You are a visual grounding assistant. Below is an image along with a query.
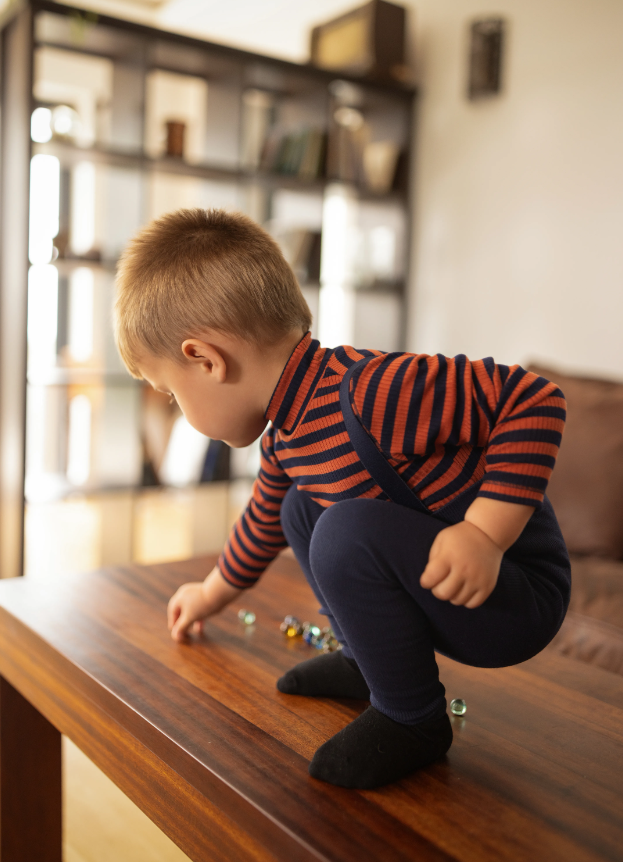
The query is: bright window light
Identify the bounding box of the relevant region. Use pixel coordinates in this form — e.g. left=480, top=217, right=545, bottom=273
left=70, top=161, right=96, bottom=256
left=67, top=394, right=92, bottom=486
left=31, top=107, right=53, bottom=143
left=369, top=226, right=396, bottom=280
left=27, top=264, right=58, bottom=369
left=25, top=385, right=47, bottom=491
left=319, top=184, right=358, bottom=347
left=68, top=267, right=94, bottom=362
left=320, top=184, right=358, bottom=285
left=52, top=105, right=79, bottom=137
left=318, top=283, right=355, bottom=348
left=160, top=416, right=209, bottom=487
left=29, top=154, right=60, bottom=265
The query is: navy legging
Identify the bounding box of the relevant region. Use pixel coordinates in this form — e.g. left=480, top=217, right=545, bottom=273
left=281, top=485, right=571, bottom=724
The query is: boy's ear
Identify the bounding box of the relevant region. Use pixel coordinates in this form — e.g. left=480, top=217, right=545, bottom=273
left=181, top=339, right=227, bottom=383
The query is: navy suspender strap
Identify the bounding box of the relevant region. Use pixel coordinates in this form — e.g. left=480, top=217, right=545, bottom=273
left=339, top=357, right=431, bottom=514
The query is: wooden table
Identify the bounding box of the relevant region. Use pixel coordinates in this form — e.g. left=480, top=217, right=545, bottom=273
left=0, top=553, right=621, bottom=862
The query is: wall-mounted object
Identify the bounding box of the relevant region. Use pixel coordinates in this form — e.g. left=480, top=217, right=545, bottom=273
left=468, top=18, right=505, bottom=99
left=310, top=0, right=408, bottom=83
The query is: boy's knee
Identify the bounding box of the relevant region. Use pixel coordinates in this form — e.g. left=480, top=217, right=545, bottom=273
left=309, top=499, right=381, bottom=586
left=309, top=499, right=442, bottom=593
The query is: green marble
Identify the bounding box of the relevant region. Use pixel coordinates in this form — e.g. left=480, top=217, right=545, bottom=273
left=450, top=698, right=467, bottom=716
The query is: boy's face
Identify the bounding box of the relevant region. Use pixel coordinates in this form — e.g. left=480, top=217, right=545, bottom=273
left=137, top=350, right=267, bottom=448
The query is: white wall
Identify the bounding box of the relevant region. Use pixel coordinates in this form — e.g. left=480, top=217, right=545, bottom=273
left=407, top=0, right=623, bottom=378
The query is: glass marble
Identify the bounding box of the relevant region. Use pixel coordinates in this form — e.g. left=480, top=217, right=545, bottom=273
left=450, top=698, right=467, bottom=716
left=238, top=609, right=256, bottom=626
left=282, top=616, right=330, bottom=644
left=282, top=616, right=300, bottom=636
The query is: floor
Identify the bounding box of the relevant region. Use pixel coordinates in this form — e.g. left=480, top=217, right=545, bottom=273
left=64, top=739, right=191, bottom=862
left=25, top=480, right=252, bottom=862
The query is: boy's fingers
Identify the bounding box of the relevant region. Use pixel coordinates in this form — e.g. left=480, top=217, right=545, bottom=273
left=431, top=571, right=465, bottom=602
left=171, top=611, right=193, bottom=641
left=167, top=600, right=180, bottom=631
left=449, top=583, right=478, bottom=606
left=166, top=602, right=175, bottom=630
left=420, top=558, right=451, bottom=588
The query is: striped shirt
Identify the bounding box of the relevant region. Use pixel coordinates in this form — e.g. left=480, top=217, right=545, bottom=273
left=218, top=333, right=566, bottom=588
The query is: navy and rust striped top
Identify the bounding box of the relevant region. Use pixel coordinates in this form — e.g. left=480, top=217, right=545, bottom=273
left=218, top=333, right=566, bottom=588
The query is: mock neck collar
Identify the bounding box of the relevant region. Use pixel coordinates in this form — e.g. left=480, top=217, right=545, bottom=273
left=266, top=332, right=326, bottom=433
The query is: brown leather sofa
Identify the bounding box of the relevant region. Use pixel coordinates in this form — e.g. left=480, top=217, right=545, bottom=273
left=529, top=364, right=623, bottom=675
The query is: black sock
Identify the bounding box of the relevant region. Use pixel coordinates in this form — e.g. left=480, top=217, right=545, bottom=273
left=308, top=705, right=452, bottom=789
left=276, top=651, right=371, bottom=699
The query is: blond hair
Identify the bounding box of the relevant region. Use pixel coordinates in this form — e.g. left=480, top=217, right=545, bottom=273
left=114, top=208, right=312, bottom=376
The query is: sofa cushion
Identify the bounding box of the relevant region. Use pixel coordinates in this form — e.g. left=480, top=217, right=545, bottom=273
left=528, top=364, right=623, bottom=559
left=548, top=555, right=623, bottom=675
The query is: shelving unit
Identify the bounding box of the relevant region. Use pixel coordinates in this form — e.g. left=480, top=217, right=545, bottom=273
left=33, top=138, right=410, bottom=201
left=0, top=0, right=415, bottom=579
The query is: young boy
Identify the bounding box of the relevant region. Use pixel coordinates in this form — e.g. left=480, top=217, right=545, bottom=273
left=115, top=208, right=570, bottom=790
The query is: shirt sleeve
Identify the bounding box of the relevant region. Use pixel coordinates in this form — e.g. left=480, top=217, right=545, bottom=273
left=218, top=426, right=292, bottom=588
left=351, top=352, right=566, bottom=509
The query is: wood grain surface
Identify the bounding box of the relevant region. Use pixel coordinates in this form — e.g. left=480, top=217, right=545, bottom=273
left=0, top=552, right=621, bottom=862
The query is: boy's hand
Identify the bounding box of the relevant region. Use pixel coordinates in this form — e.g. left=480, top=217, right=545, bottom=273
left=167, top=565, right=240, bottom=642
left=420, top=497, right=535, bottom=609
left=420, top=521, right=503, bottom=608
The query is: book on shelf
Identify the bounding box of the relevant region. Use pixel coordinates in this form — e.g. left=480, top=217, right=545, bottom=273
left=362, top=140, right=401, bottom=194
left=291, top=229, right=322, bottom=283
left=327, top=125, right=401, bottom=193
left=259, top=127, right=327, bottom=180
left=298, top=129, right=326, bottom=181
left=241, top=89, right=274, bottom=170
left=275, top=228, right=322, bottom=284
left=327, top=124, right=362, bottom=184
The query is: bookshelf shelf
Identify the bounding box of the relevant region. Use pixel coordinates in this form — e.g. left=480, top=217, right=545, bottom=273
left=27, top=369, right=140, bottom=386
left=33, top=139, right=146, bottom=170
left=33, top=141, right=409, bottom=203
